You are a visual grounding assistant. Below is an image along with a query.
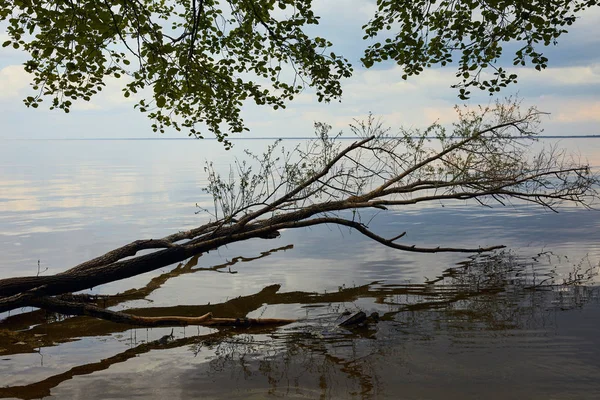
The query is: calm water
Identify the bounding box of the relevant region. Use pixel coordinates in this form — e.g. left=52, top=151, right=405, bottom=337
left=1, top=138, right=600, bottom=399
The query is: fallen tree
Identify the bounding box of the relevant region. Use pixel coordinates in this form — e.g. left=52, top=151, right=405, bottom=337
left=0, top=99, right=598, bottom=325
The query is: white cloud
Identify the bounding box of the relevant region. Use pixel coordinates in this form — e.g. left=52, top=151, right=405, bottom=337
left=0, top=64, right=31, bottom=100
left=571, top=7, right=600, bottom=43
left=553, top=101, right=600, bottom=123
left=516, top=95, right=600, bottom=135
left=0, top=63, right=137, bottom=111
left=516, top=64, right=600, bottom=86
left=240, top=59, right=600, bottom=138
left=313, top=0, right=376, bottom=22
left=0, top=33, right=27, bottom=62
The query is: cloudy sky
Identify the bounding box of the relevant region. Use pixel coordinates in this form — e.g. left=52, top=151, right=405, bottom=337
left=1, top=1, right=599, bottom=139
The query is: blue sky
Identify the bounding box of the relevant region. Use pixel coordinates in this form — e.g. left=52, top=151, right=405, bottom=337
left=1, top=2, right=599, bottom=139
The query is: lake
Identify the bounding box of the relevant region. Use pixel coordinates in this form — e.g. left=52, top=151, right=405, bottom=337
left=1, top=137, right=600, bottom=399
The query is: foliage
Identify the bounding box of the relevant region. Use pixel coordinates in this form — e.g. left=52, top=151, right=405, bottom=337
left=1, top=0, right=352, bottom=144
left=362, top=0, right=599, bottom=99
left=1, top=1, right=598, bottom=141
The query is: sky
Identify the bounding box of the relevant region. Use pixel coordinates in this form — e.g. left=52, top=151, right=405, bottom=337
left=0, top=1, right=599, bottom=139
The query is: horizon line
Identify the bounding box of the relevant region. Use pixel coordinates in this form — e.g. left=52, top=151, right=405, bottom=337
left=2, top=135, right=600, bottom=141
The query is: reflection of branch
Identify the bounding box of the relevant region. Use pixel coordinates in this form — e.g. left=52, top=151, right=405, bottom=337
left=0, top=245, right=293, bottom=331
left=29, top=296, right=295, bottom=328
left=0, top=285, right=285, bottom=356
left=192, top=244, right=294, bottom=273
left=96, top=244, right=293, bottom=307
left=0, top=326, right=277, bottom=400
left=4, top=250, right=596, bottom=357
left=3, top=251, right=598, bottom=400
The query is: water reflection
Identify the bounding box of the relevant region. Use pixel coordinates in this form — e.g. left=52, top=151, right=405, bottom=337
left=2, top=138, right=600, bottom=399
left=0, top=245, right=295, bottom=350
left=1, top=249, right=598, bottom=399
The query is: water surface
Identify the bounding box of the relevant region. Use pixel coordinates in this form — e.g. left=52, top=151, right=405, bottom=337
left=1, top=138, right=599, bottom=399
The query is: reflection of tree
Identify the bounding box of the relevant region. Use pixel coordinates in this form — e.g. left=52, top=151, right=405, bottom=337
left=181, top=251, right=600, bottom=399
left=1, top=250, right=598, bottom=399
left=0, top=245, right=294, bottom=354
left=0, top=326, right=281, bottom=400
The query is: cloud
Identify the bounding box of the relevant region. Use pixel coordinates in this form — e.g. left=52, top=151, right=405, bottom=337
left=305, top=0, right=378, bottom=63
left=519, top=96, right=600, bottom=135
left=566, top=6, right=600, bottom=45
left=516, top=64, right=600, bottom=87
left=0, top=63, right=137, bottom=111
left=0, top=33, right=28, bottom=63
left=240, top=59, right=600, bottom=138
left=3, top=57, right=597, bottom=139
left=0, top=64, right=31, bottom=100
left=554, top=101, right=600, bottom=123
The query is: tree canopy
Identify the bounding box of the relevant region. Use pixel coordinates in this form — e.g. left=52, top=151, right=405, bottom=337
left=1, top=0, right=597, bottom=142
